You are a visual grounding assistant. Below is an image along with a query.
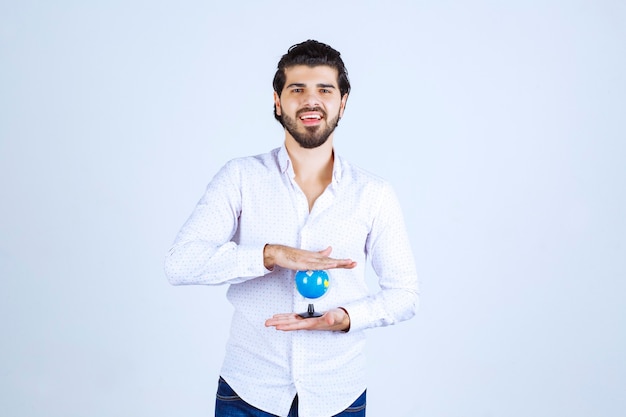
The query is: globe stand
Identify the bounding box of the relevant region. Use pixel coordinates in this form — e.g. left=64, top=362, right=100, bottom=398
left=298, top=303, right=323, bottom=319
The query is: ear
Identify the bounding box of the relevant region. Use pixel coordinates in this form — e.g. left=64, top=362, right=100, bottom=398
left=274, top=91, right=282, bottom=116
left=339, top=93, right=349, bottom=118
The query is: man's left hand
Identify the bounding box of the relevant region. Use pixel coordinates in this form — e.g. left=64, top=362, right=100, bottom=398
left=265, top=308, right=350, bottom=332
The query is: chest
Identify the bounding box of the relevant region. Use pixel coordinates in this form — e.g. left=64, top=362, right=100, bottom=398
left=236, top=175, right=373, bottom=257
left=297, top=180, right=329, bottom=212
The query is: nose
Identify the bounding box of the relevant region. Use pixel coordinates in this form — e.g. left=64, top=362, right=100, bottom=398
left=302, top=91, right=321, bottom=108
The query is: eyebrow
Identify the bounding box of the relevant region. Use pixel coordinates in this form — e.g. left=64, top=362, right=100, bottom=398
left=286, top=83, right=337, bottom=89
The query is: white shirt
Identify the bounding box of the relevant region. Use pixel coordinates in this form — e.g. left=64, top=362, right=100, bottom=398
left=165, top=146, right=418, bottom=417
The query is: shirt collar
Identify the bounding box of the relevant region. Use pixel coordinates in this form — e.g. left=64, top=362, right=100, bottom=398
left=277, top=145, right=344, bottom=184
left=277, top=145, right=291, bottom=174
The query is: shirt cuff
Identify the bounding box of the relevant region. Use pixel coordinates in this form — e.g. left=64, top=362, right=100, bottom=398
left=236, top=244, right=272, bottom=278
left=338, top=299, right=371, bottom=333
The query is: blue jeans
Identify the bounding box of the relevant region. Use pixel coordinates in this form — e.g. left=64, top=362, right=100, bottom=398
left=215, top=377, right=366, bottom=417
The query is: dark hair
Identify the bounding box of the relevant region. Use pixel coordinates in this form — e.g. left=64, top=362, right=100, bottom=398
left=273, top=40, right=351, bottom=124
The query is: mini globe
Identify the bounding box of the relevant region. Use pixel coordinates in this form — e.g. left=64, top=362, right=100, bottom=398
left=295, top=270, right=330, bottom=299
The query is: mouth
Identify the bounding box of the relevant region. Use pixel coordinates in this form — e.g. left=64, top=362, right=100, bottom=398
left=298, top=110, right=324, bottom=126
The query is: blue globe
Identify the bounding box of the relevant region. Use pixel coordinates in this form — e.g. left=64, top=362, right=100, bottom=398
left=295, top=270, right=330, bottom=299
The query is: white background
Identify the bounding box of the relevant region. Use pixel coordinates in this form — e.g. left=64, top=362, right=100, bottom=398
left=1, top=1, right=625, bottom=416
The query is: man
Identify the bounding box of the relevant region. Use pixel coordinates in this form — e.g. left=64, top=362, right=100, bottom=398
left=165, top=40, right=419, bottom=417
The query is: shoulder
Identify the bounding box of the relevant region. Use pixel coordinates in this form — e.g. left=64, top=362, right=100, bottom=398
left=336, top=155, right=402, bottom=217
left=337, top=154, right=393, bottom=192
left=217, top=148, right=281, bottom=179
left=224, top=147, right=279, bottom=168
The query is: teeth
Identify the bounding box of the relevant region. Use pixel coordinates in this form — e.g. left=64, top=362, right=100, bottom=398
left=301, top=115, right=321, bottom=120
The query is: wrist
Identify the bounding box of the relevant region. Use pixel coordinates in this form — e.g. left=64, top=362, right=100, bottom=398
left=338, top=307, right=351, bottom=332
left=263, top=244, right=276, bottom=270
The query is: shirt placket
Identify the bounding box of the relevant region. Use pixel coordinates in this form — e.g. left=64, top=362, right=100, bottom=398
left=287, top=174, right=310, bottom=315
left=285, top=175, right=307, bottom=392
left=287, top=175, right=338, bottom=397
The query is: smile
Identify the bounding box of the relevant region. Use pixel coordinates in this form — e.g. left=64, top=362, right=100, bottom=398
left=300, top=114, right=322, bottom=120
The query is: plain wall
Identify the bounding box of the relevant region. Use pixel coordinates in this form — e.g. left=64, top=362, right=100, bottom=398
left=1, top=1, right=625, bottom=416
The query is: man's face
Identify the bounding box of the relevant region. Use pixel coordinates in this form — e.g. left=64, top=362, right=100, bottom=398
left=274, top=65, right=348, bottom=149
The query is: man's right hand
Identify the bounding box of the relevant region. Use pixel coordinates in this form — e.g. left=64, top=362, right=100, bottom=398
left=263, top=245, right=357, bottom=271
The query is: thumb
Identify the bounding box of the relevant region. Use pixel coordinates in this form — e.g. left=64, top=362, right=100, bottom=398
left=318, top=246, right=332, bottom=257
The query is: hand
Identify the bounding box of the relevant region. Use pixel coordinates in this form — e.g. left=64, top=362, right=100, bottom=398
left=263, top=245, right=357, bottom=271
left=265, top=308, right=350, bottom=332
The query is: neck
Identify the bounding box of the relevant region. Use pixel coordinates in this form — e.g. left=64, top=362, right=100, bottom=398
left=284, top=135, right=334, bottom=182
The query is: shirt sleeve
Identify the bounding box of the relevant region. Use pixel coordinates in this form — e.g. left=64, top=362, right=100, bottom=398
left=164, top=160, right=271, bottom=286
left=342, top=182, right=420, bottom=332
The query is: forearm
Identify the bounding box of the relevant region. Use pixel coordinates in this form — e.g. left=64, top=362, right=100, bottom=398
left=342, top=285, right=419, bottom=333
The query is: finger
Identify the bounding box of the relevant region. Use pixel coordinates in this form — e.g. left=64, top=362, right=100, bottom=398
left=323, top=259, right=357, bottom=270
left=269, top=318, right=311, bottom=331
left=265, top=313, right=300, bottom=327
left=336, top=260, right=357, bottom=269
left=269, top=313, right=296, bottom=320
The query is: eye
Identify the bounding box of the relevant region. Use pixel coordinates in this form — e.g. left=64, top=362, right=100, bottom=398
left=292, top=88, right=303, bottom=93
left=320, top=89, right=332, bottom=94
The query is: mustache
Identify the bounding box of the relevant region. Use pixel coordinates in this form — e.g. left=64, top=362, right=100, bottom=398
left=296, top=107, right=327, bottom=118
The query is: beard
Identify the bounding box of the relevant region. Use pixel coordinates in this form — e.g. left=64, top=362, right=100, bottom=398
left=281, top=107, right=341, bottom=149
